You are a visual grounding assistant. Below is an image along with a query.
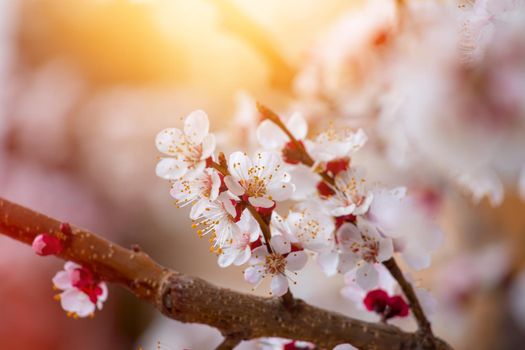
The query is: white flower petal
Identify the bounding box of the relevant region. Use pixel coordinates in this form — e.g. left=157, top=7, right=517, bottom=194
left=287, top=111, right=308, bottom=140
left=209, top=170, right=221, bottom=200
left=267, top=182, right=295, bottom=202
left=286, top=251, right=308, bottom=271
left=256, top=120, right=288, bottom=149
left=238, top=209, right=261, bottom=240
left=331, top=204, right=356, bottom=217
left=317, top=252, right=340, bottom=277
left=250, top=246, right=269, bottom=264
left=377, top=237, right=394, bottom=262
left=64, top=261, right=81, bottom=272
left=244, top=266, right=264, bottom=285
left=61, top=289, right=95, bottom=318
left=156, top=157, right=186, bottom=180
left=354, top=194, right=374, bottom=215
left=248, top=196, right=274, bottom=208
left=350, top=128, right=368, bottom=151
left=184, top=110, right=209, bottom=144
left=189, top=198, right=211, bottom=220
left=98, top=282, right=108, bottom=304
left=270, top=235, right=291, bottom=255
left=228, top=151, right=251, bottom=181
left=218, top=251, right=237, bottom=268
left=254, top=152, right=282, bottom=178
left=224, top=175, right=245, bottom=196
left=288, top=165, right=319, bottom=200
left=234, top=247, right=252, bottom=266
left=338, top=253, right=359, bottom=274
left=219, top=192, right=237, bottom=218
left=270, top=274, right=289, bottom=296
left=336, top=223, right=361, bottom=248
left=155, top=128, right=183, bottom=155
left=52, top=271, right=73, bottom=290
left=355, top=263, right=379, bottom=290
left=201, top=133, right=216, bottom=159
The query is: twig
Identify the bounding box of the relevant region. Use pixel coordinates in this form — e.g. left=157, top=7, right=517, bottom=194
left=0, top=197, right=452, bottom=349
left=256, top=103, right=335, bottom=187
left=256, top=103, right=440, bottom=347
left=208, top=157, right=274, bottom=254
left=383, top=258, right=435, bottom=345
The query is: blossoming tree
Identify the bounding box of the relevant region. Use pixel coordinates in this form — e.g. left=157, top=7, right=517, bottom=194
left=1, top=0, right=524, bottom=349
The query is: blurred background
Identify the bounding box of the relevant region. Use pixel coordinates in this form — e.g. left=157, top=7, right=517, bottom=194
left=1, top=0, right=524, bottom=349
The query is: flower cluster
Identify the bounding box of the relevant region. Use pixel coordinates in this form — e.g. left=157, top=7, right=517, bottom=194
left=155, top=106, right=442, bottom=314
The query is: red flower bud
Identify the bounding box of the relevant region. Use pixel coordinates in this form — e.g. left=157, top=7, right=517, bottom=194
left=385, top=295, right=409, bottom=318
left=32, top=234, right=64, bottom=256
left=364, top=289, right=410, bottom=320
left=364, top=289, right=389, bottom=313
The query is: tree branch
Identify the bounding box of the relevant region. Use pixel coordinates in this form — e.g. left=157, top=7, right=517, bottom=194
left=383, top=258, right=434, bottom=341
left=0, top=197, right=451, bottom=349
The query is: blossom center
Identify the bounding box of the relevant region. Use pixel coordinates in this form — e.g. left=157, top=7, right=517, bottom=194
left=71, top=267, right=103, bottom=304
left=265, top=253, right=287, bottom=275
left=351, top=234, right=380, bottom=263
left=241, top=175, right=268, bottom=198
left=177, top=137, right=203, bottom=167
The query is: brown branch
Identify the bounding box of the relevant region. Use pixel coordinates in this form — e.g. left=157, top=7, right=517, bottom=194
left=383, top=258, right=434, bottom=341
left=0, top=197, right=452, bottom=349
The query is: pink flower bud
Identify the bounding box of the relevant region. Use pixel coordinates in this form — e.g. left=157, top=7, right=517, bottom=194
left=32, top=234, right=63, bottom=256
